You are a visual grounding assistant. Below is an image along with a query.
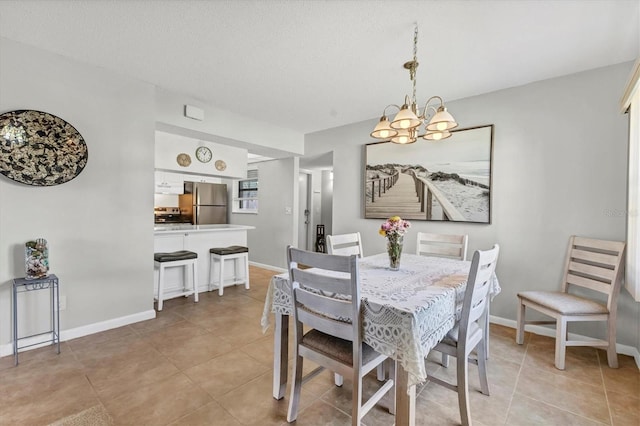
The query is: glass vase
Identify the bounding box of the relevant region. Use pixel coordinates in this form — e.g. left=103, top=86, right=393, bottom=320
left=387, top=235, right=403, bottom=271
left=25, top=238, right=49, bottom=280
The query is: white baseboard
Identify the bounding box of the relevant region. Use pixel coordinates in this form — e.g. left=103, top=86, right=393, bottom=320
left=490, top=315, right=640, bottom=369
left=249, top=261, right=286, bottom=273
left=0, top=309, right=157, bottom=358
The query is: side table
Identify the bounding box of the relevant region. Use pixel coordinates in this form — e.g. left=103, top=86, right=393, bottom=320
left=12, top=274, right=60, bottom=365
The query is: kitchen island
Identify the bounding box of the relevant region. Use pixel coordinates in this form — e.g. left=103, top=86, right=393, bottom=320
left=154, top=224, right=255, bottom=300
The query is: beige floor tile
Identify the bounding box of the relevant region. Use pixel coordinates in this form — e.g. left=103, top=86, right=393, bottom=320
left=128, top=309, right=185, bottom=334
left=158, top=331, right=236, bottom=370
left=215, top=371, right=317, bottom=426
left=240, top=334, right=276, bottom=367
left=84, top=344, right=180, bottom=401
left=607, top=389, right=640, bottom=425
left=102, top=372, right=212, bottom=425
left=506, top=393, right=605, bottom=425
left=49, top=404, right=114, bottom=426
left=66, top=325, right=136, bottom=352
left=168, top=401, right=242, bottom=426
left=0, top=357, right=99, bottom=425
left=521, top=344, right=604, bottom=387
left=293, top=398, right=353, bottom=425
left=515, top=363, right=610, bottom=423
left=183, top=349, right=270, bottom=398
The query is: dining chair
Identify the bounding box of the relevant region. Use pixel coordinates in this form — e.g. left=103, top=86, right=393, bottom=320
left=324, top=231, right=385, bottom=384
left=416, top=232, right=475, bottom=366
left=286, top=246, right=395, bottom=425
left=427, top=244, right=499, bottom=426
left=416, top=232, right=468, bottom=261
left=516, top=236, right=626, bottom=370
left=326, top=232, right=364, bottom=257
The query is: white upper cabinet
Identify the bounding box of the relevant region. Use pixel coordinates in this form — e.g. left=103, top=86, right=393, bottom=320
left=155, top=131, right=248, bottom=179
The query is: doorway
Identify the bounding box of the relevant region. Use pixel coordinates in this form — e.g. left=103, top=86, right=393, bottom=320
left=298, top=171, right=311, bottom=250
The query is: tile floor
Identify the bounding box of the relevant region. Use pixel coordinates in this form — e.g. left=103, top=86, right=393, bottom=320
left=0, top=265, right=638, bottom=425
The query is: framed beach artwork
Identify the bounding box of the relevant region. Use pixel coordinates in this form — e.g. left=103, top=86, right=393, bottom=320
left=364, top=125, right=494, bottom=223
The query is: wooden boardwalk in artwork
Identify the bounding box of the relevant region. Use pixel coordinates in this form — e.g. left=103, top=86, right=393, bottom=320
left=365, top=173, right=428, bottom=220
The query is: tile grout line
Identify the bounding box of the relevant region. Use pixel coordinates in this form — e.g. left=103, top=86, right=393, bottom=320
left=503, top=331, right=530, bottom=424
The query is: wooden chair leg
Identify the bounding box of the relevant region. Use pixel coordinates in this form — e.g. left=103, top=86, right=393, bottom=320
left=457, top=350, right=471, bottom=426
left=476, top=340, right=490, bottom=396
left=555, top=318, right=567, bottom=370
left=287, top=354, right=304, bottom=422
left=442, top=353, right=450, bottom=368
left=157, top=264, right=165, bottom=311
left=516, top=299, right=526, bottom=345
left=244, top=254, right=250, bottom=289
left=387, top=358, right=396, bottom=415
left=192, top=261, right=199, bottom=303
left=606, top=318, right=619, bottom=368
left=218, top=257, right=225, bottom=296
left=334, top=373, right=344, bottom=387
left=376, top=363, right=385, bottom=381
left=352, top=374, right=363, bottom=426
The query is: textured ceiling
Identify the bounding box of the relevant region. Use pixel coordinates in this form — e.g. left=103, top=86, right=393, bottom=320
left=0, top=0, right=638, bottom=136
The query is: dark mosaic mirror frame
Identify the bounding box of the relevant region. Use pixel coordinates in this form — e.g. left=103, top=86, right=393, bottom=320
left=0, top=110, right=88, bottom=186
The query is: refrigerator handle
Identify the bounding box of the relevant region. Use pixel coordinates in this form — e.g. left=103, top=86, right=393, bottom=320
left=195, top=205, right=199, bottom=225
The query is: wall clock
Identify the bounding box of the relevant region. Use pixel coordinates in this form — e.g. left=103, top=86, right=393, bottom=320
left=195, top=146, right=212, bottom=163
left=215, top=159, right=227, bottom=171
left=0, top=109, right=88, bottom=186
left=176, top=153, right=191, bottom=167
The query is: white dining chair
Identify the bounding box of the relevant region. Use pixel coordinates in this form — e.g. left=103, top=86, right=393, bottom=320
left=286, top=246, right=395, bottom=425
left=427, top=244, right=499, bottom=426
left=516, top=236, right=626, bottom=370
left=416, top=232, right=468, bottom=260
left=326, top=232, right=364, bottom=257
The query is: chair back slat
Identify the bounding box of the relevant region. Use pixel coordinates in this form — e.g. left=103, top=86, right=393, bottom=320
left=291, top=268, right=352, bottom=296
left=417, top=244, right=463, bottom=259
left=295, top=287, right=354, bottom=322
left=565, top=274, right=612, bottom=294
left=416, top=232, right=468, bottom=261
left=568, top=261, right=616, bottom=282
left=297, top=306, right=353, bottom=341
left=573, top=236, right=625, bottom=253
left=571, top=249, right=619, bottom=266
left=561, top=236, right=626, bottom=305
left=459, top=245, right=500, bottom=342
left=287, top=245, right=361, bottom=346
left=326, top=232, right=363, bottom=258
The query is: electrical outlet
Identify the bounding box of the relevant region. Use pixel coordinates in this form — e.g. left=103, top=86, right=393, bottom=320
left=284, top=207, right=292, bottom=214
left=58, top=296, right=67, bottom=311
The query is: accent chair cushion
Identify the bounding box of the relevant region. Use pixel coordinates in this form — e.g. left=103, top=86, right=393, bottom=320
left=517, top=291, right=608, bottom=315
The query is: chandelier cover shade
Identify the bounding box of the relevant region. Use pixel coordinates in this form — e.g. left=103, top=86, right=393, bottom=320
left=370, top=25, right=458, bottom=144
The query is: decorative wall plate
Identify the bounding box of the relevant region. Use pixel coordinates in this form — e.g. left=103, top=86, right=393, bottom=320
left=0, top=110, right=88, bottom=186
left=176, top=152, right=191, bottom=167
left=215, top=159, right=227, bottom=171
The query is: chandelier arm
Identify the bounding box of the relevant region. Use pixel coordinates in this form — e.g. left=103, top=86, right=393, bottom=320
left=419, top=96, right=445, bottom=119
left=382, top=104, right=402, bottom=117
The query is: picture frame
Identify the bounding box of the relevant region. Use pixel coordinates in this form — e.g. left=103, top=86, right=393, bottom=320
left=364, top=124, right=494, bottom=224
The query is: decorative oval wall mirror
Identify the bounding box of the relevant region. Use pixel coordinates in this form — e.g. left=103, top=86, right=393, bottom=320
left=0, top=109, right=88, bottom=186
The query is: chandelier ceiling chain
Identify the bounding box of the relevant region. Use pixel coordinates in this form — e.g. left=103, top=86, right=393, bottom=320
left=370, top=23, right=458, bottom=144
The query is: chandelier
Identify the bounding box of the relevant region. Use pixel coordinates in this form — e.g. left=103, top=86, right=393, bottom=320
left=370, top=25, right=458, bottom=144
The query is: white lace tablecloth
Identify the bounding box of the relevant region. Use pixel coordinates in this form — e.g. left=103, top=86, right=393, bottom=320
left=261, top=253, right=500, bottom=386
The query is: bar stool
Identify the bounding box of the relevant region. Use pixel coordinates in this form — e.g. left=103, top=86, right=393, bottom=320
left=154, top=250, right=199, bottom=311
left=209, top=246, right=249, bottom=296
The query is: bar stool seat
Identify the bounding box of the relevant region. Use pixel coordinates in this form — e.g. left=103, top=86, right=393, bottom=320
left=209, top=246, right=249, bottom=296
left=154, top=250, right=199, bottom=311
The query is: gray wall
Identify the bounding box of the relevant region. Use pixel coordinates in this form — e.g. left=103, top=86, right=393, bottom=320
left=305, top=62, right=640, bottom=348
left=0, top=38, right=156, bottom=349
left=230, top=158, right=298, bottom=269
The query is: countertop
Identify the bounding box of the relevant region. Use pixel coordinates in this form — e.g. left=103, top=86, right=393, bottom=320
left=154, top=224, right=255, bottom=234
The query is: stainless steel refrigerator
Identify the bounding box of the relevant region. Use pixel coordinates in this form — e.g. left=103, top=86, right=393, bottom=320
left=181, top=182, right=228, bottom=224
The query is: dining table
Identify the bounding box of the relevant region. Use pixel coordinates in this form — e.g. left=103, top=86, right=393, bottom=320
left=260, top=252, right=500, bottom=426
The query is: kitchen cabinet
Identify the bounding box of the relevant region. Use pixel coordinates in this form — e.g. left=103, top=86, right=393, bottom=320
left=153, top=225, right=254, bottom=300
left=154, top=171, right=184, bottom=194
